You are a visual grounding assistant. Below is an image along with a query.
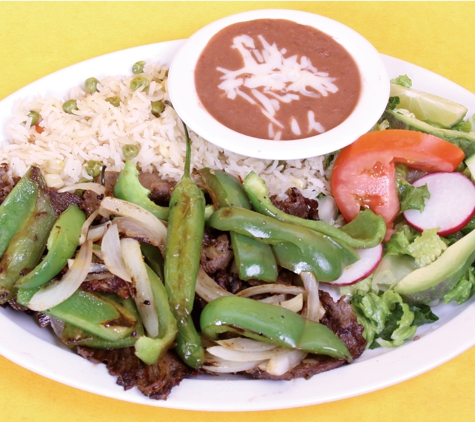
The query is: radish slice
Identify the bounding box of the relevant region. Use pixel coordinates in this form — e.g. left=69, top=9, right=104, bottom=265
left=403, top=172, right=475, bottom=236
left=326, top=244, right=383, bottom=286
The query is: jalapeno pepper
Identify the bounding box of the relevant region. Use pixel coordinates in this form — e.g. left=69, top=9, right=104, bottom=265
left=198, top=168, right=278, bottom=282
left=243, top=171, right=386, bottom=249
left=0, top=167, right=39, bottom=259
left=164, top=120, right=205, bottom=368
left=114, top=160, right=169, bottom=221
left=208, top=207, right=358, bottom=282
left=15, top=205, right=86, bottom=289
left=0, top=168, right=57, bottom=304
left=200, top=296, right=352, bottom=361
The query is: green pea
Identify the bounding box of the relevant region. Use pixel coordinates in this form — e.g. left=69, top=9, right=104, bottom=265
left=151, top=100, right=165, bottom=117
left=85, top=160, right=102, bottom=178
left=130, top=76, right=149, bottom=92
left=27, top=110, right=39, bottom=126
left=122, top=144, right=140, bottom=160
left=105, top=96, right=121, bottom=107
left=63, top=99, right=78, bottom=114
left=84, top=77, right=100, bottom=93
left=132, top=60, right=146, bottom=74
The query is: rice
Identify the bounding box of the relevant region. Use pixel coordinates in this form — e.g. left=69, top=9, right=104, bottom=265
left=0, top=61, right=329, bottom=200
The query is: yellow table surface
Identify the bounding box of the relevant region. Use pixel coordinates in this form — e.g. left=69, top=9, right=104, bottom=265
left=1, top=1, right=475, bottom=420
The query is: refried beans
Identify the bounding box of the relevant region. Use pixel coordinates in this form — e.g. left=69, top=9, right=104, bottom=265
left=194, top=19, right=361, bottom=141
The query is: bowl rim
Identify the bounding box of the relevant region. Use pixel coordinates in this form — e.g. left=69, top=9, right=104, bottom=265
left=168, top=9, right=390, bottom=160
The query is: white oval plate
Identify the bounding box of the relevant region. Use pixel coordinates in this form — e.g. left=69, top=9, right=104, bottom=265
left=1, top=40, right=475, bottom=412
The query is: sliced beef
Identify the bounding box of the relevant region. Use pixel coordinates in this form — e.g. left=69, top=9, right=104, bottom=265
left=76, top=346, right=200, bottom=400
left=319, top=290, right=367, bottom=358
left=271, top=187, right=319, bottom=220
left=138, top=172, right=176, bottom=206
left=200, top=230, right=234, bottom=275
left=81, top=273, right=133, bottom=299
left=80, top=190, right=103, bottom=218
left=245, top=354, right=347, bottom=381
left=0, top=163, right=18, bottom=204
left=47, top=188, right=83, bottom=215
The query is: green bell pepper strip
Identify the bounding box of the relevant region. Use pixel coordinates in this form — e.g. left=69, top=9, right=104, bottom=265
left=208, top=207, right=359, bottom=282
left=141, top=242, right=165, bottom=281
left=0, top=169, right=57, bottom=304
left=114, top=160, right=169, bottom=221
left=242, top=171, right=386, bottom=249
left=198, top=167, right=252, bottom=209
left=60, top=296, right=144, bottom=349
left=198, top=168, right=278, bottom=282
left=164, top=120, right=205, bottom=368
left=134, top=264, right=178, bottom=365
left=0, top=167, right=39, bottom=259
left=200, top=296, right=352, bottom=361
left=15, top=205, right=86, bottom=289
left=16, top=288, right=138, bottom=342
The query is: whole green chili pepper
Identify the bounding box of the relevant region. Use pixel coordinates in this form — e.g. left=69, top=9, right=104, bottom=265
left=0, top=168, right=56, bottom=304
left=200, top=296, right=352, bottom=361
left=134, top=265, right=178, bottom=365
left=242, top=171, right=386, bottom=249
left=15, top=205, right=86, bottom=289
left=208, top=207, right=358, bottom=282
left=164, top=119, right=205, bottom=368
left=114, top=160, right=169, bottom=221
left=198, top=168, right=278, bottom=282
left=0, top=167, right=39, bottom=259
left=16, top=288, right=138, bottom=342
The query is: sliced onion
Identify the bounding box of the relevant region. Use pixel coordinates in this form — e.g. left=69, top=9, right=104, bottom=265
left=28, top=240, right=93, bottom=311
left=265, top=349, right=307, bottom=376
left=203, top=354, right=265, bottom=373
left=100, top=197, right=167, bottom=253
left=101, top=223, right=131, bottom=282
left=300, top=271, right=325, bottom=322
left=114, top=216, right=165, bottom=249
left=79, top=209, right=100, bottom=245
left=58, top=183, right=107, bottom=196
left=216, top=337, right=278, bottom=352
left=279, top=293, right=304, bottom=313
left=195, top=267, right=233, bottom=302
left=87, top=263, right=109, bottom=273
left=317, top=195, right=338, bottom=224
left=86, top=220, right=111, bottom=243
left=207, top=345, right=283, bottom=362
left=237, top=284, right=305, bottom=298
left=120, top=237, right=159, bottom=338
left=258, top=293, right=286, bottom=304
left=92, top=247, right=104, bottom=260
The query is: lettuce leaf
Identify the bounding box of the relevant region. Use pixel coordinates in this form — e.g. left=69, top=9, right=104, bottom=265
left=444, top=266, right=475, bottom=305
left=348, top=288, right=438, bottom=349
left=390, top=74, right=412, bottom=88
left=385, top=224, right=447, bottom=267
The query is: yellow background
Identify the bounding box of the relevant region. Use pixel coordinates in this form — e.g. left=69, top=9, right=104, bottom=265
left=1, top=1, right=475, bottom=421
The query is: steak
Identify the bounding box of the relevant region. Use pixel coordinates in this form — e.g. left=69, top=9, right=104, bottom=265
left=271, top=187, right=320, bottom=220
left=77, top=346, right=200, bottom=400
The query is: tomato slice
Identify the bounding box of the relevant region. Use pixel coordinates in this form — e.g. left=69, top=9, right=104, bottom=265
left=330, top=130, right=465, bottom=239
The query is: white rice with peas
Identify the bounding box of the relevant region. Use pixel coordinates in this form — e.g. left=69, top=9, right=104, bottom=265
left=1, top=61, right=329, bottom=200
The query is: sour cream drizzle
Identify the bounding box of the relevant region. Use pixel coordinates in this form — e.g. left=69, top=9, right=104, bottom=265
left=216, top=34, right=339, bottom=139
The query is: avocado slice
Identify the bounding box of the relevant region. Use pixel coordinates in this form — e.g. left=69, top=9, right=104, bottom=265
left=394, top=229, right=475, bottom=304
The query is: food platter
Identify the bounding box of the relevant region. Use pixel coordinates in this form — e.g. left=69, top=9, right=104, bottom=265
left=1, top=40, right=475, bottom=412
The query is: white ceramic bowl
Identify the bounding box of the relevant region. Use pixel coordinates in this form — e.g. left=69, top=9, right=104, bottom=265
left=168, top=9, right=389, bottom=160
